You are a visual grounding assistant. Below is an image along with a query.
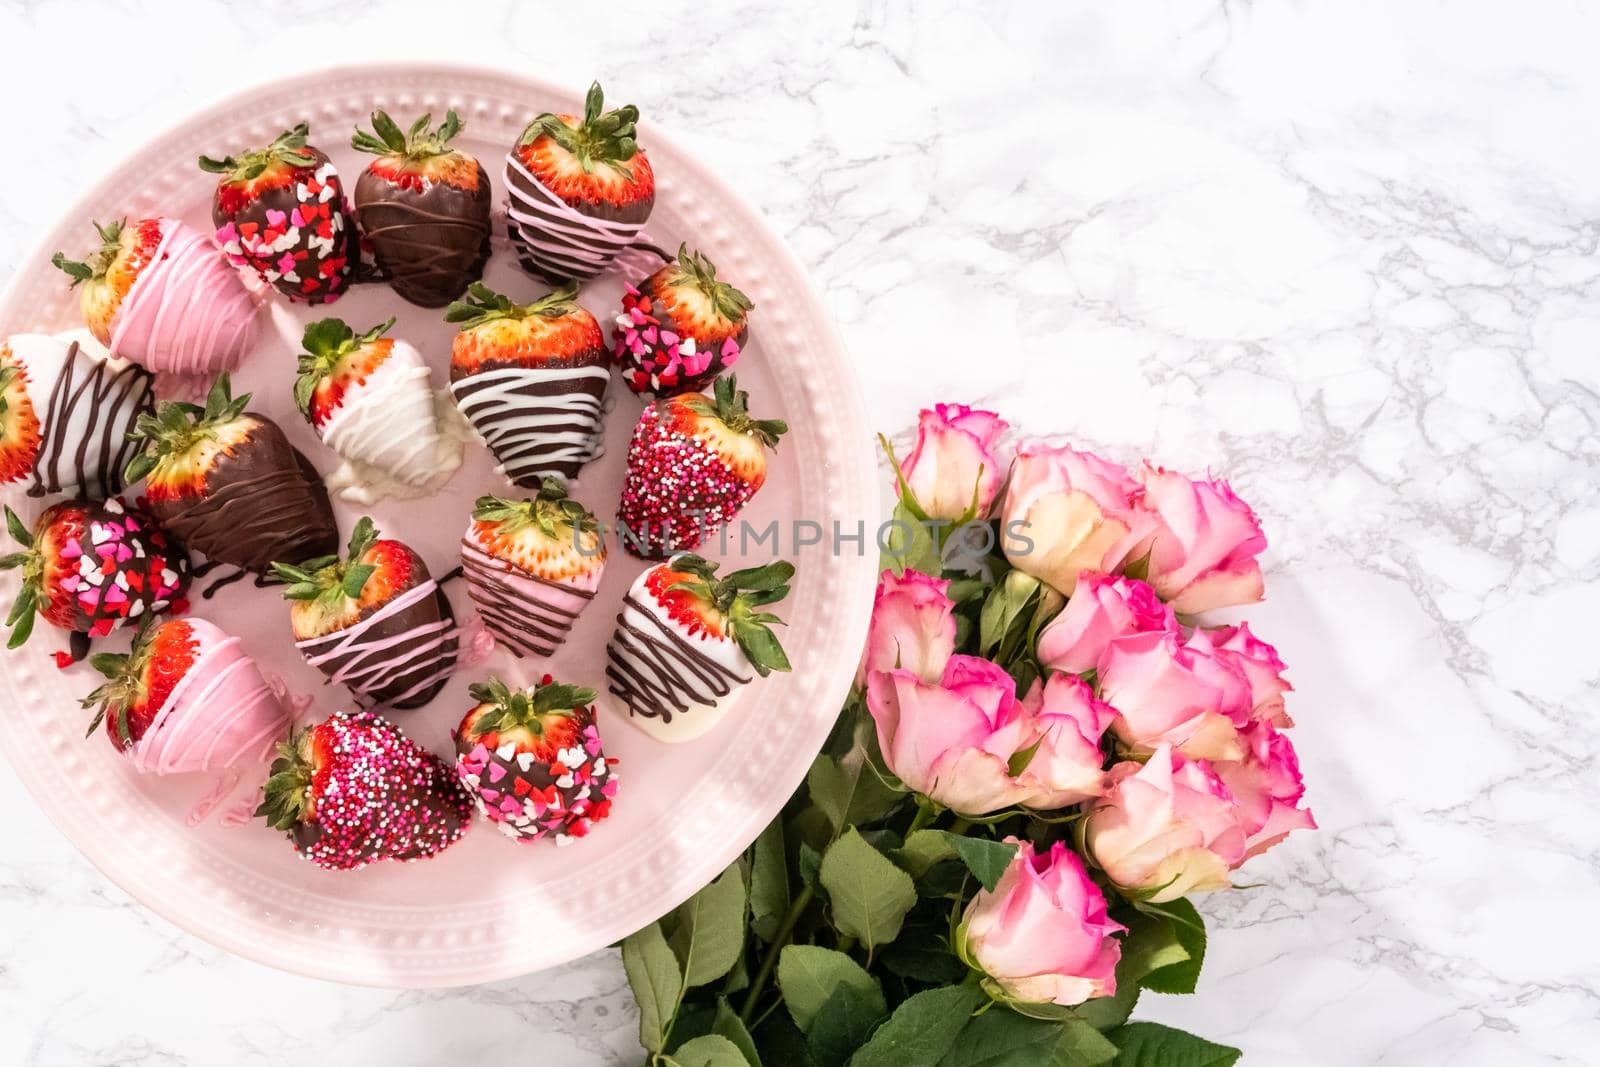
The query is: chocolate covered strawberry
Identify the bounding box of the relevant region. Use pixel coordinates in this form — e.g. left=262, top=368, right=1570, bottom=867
left=606, top=554, right=793, bottom=743
left=295, top=317, right=463, bottom=502
left=80, top=616, right=286, bottom=774
left=446, top=282, right=609, bottom=488
left=0, top=331, right=154, bottom=499
left=617, top=374, right=786, bottom=559
left=271, top=517, right=458, bottom=711
left=504, top=81, right=654, bottom=283
left=257, top=709, right=472, bottom=871
left=200, top=123, right=356, bottom=304
left=614, top=244, right=753, bottom=397
left=0, top=498, right=188, bottom=654
left=124, top=374, right=337, bottom=573
left=460, top=481, right=605, bottom=659
left=51, top=218, right=260, bottom=380
left=454, top=675, right=618, bottom=844
left=352, top=109, right=491, bottom=307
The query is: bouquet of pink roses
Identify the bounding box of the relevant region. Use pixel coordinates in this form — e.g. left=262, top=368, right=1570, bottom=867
left=620, top=404, right=1315, bottom=1066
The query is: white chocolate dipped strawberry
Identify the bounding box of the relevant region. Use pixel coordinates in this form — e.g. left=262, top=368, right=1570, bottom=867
left=460, top=481, right=606, bottom=659
left=0, top=330, right=154, bottom=500
left=294, top=318, right=464, bottom=504
left=605, top=554, right=793, bottom=743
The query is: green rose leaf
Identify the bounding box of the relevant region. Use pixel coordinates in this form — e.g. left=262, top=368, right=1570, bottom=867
left=896, top=830, right=1019, bottom=892
left=1138, top=899, right=1207, bottom=995
left=938, top=1006, right=1116, bottom=1067
left=808, top=749, right=904, bottom=834
left=661, top=862, right=747, bottom=989
left=820, top=828, right=917, bottom=952
left=712, top=997, right=762, bottom=1066
left=665, top=1034, right=749, bottom=1067
left=850, top=984, right=985, bottom=1067
left=807, top=981, right=888, bottom=1064
left=748, top=819, right=790, bottom=943
left=880, top=926, right=968, bottom=985
left=1117, top=908, right=1190, bottom=987
left=1107, top=1022, right=1241, bottom=1067
left=777, top=944, right=885, bottom=1033
left=620, top=922, right=681, bottom=1054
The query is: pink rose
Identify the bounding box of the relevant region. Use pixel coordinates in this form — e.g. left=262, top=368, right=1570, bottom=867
left=865, top=655, right=1035, bottom=815
left=1036, top=572, right=1178, bottom=675
left=962, top=840, right=1124, bottom=1006
left=899, top=403, right=1009, bottom=520
left=855, top=568, right=957, bottom=687
left=1017, top=674, right=1117, bottom=809
left=1207, top=622, right=1293, bottom=727
left=1085, top=745, right=1247, bottom=902
left=1214, top=720, right=1315, bottom=859
left=1097, top=630, right=1252, bottom=761
left=1135, top=465, right=1267, bottom=614
left=1001, top=444, right=1155, bottom=597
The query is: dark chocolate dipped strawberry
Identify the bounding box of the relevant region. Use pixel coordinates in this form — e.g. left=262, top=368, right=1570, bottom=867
left=446, top=282, right=610, bottom=488
left=0, top=498, right=188, bottom=654
left=200, top=123, right=356, bottom=305
left=351, top=109, right=491, bottom=308
left=460, top=481, right=606, bottom=659
left=271, top=516, right=458, bottom=711
left=613, top=245, right=753, bottom=397
left=124, top=374, right=337, bottom=574
left=617, top=374, right=786, bottom=559
left=454, top=675, right=618, bottom=844
left=606, top=554, right=794, bottom=743
left=504, top=81, right=654, bottom=284
left=257, top=709, right=472, bottom=872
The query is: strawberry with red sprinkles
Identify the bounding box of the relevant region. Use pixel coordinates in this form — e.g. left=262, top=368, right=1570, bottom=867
left=617, top=374, right=786, bottom=559
left=257, top=709, right=471, bottom=871
left=454, top=674, right=618, bottom=846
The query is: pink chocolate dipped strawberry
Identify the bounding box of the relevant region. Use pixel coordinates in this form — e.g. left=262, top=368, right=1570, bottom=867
left=1, top=499, right=189, bottom=656
left=454, top=675, right=618, bottom=845
left=616, top=374, right=786, bottom=559
left=460, top=481, right=605, bottom=658
left=81, top=616, right=286, bottom=775
left=256, top=709, right=472, bottom=871
left=52, top=218, right=260, bottom=381
left=200, top=123, right=357, bottom=305
left=613, top=244, right=752, bottom=397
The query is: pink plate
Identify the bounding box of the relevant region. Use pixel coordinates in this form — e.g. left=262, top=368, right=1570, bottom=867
left=0, top=64, right=878, bottom=987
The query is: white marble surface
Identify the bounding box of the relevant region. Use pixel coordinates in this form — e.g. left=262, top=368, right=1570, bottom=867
left=1, top=0, right=1596, bottom=1063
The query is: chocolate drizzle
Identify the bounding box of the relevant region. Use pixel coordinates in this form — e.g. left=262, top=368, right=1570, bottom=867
left=459, top=539, right=594, bottom=658
left=355, top=170, right=492, bottom=308
left=451, top=358, right=609, bottom=488
left=148, top=419, right=336, bottom=573
left=27, top=341, right=154, bottom=500
left=296, top=578, right=459, bottom=710
left=605, top=593, right=749, bottom=723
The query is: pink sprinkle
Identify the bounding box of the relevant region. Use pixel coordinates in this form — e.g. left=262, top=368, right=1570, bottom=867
left=471, top=742, right=490, bottom=762
left=266, top=208, right=287, bottom=228
left=661, top=330, right=679, bottom=345
left=487, top=763, right=507, bottom=784
left=60, top=539, right=81, bottom=560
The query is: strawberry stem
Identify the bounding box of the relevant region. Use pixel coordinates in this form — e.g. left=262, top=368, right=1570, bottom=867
left=444, top=282, right=581, bottom=330
left=352, top=109, right=466, bottom=160
left=199, top=123, right=315, bottom=181
left=516, top=81, right=642, bottom=177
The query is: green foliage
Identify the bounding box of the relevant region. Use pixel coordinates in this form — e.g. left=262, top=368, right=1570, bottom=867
left=1107, top=1023, right=1242, bottom=1066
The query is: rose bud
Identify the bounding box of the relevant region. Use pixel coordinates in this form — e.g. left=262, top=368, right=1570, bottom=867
left=898, top=403, right=1008, bottom=520
left=855, top=568, right=957, bottom=687
left=1206, top=622, right=1293, bottom=727
left=1001, top=444, right=1154, bottom=598
left=1036, top=572, right=1178, bottom=675
left=960, top=840, right=1124, bottom=1007
left=1214, top=720, right=1315, bottom=859
left=865, top=655, right=1035, bottom=816
left=1135, top=464, right=1266, bottom=614
left=1098, top=629, right=1253, bottom=761
left=1017, top=674, right=1117, bottom=809
left=1084, top=745, right=1247, bottom=902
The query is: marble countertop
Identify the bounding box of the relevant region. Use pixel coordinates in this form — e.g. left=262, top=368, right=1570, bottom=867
left=2, top=1, right=1595, bottom=1063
